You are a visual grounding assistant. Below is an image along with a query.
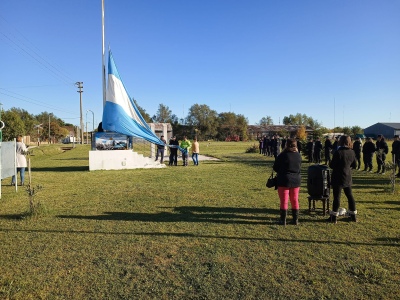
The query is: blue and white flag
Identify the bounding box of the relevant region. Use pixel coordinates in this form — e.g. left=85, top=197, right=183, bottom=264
left=102, top=51, right=164, bottom=145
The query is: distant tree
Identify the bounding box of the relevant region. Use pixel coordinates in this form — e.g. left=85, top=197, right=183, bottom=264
left=351, top=126, right=363, bottom=136
left=296, top=125, right=307, bottom=141
left=342, top=126, right=352, bottom=136
left=133, top=98, right=152, bottom=122
left=283, top=113, right=321, bottom=129
left=10, top=107, right=36, bottom=136
left=312, top=126, right=330, bottom=139
left=218, top=112, right=248, bottom=140
left=259, top=116, right=273, bottom=126
left=1, top=110, right=25, bottom=141
left=152, top=104, right=178, bottom=123
left=186, top=104, right=218, bottom=140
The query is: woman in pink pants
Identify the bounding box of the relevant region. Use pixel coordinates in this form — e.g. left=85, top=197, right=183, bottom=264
left=273, top=138, right=302, bottom=225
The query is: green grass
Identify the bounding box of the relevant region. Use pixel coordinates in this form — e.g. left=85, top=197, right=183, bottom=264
left=0, top=142, right=399, bottom=299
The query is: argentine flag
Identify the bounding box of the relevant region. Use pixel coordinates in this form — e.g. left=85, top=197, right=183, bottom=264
left=102, top=51, right=164, bottom=145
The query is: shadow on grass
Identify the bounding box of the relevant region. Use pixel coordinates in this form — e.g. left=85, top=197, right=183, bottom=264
left=57, top=207, right=275, bottom=225
left=31, top=166, right=88, bottom=172
left=0, top=227, right=398, bottom=247
left=0, top=214, right=25, bottom=220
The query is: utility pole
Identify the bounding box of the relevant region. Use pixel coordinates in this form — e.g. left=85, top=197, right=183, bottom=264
left=75, top=82, right=84, bottom=144
left=48, top=113, right=51, bottom=144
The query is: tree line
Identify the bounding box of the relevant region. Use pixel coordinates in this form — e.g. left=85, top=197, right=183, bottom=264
left=1, top=104, right=363, bottom=142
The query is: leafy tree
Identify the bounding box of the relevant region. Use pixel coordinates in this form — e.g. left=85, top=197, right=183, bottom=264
left=259, top=116, right=273, bottom=125
left=1, top=110, right=25, bottom=141
left=283, top=113, right=321, bottom=129
left=133, top=98, right=152, bottom=122
left=10, top=108, right=36, bottom=137
left=351, top=126, right=363, bottom=136
left=186, top=104, right=218, bottom=140
left=152, top=104, right=178, bottom=123
left=296, top=125, right=307, bottom=141
left=342, top=126, right=352, bottom=136
left=218, top=112, right=248, bottom=140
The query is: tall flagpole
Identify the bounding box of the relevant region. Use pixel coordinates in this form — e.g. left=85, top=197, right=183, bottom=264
left=102, top=0, right=106, bottom=107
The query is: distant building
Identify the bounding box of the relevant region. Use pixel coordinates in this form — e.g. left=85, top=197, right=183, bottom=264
left=363, top=122, right=400, bottom=139
left=247, top=125, right=314, bottom=140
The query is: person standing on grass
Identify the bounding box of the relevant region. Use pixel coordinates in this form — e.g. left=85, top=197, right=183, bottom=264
left=155, top=135, right=166, bottom=163
left=375, top=134, right=389, bottom=174
left=392, top=135, right=400, bottom=178
left=272, top=135, right=281, bottom=159
left=273, top=138, right=302, bottom=226
left=362, top=137, right=375, bottom=172
left=191, top=138, right=200, bottom=166
left=324, top=136, right=333, bottom=165
left=313, top=137, right=323, bottom=164
left=352, top=137, right=362, bottom=170
left=11, top=135, right=28, bottom=186
left=179, top=136, right=191, bottom=166
left=168, top=136, right=179, bottom=166
left=328, top=135, right=357, bottom=223
left=306, top=138, right=314, bottom=163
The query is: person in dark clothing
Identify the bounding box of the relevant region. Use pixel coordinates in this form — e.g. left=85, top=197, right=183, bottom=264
left=306, top=139, right=314, bottom=163
left=296, top=138, right=302, bottom=154
left=263, top=136, right=269, bottom=156
left=273, top=138, right=302, bottom=226
left=324, top=136, right=333, bottom=165
left=97, top=122, right=104, bottom=132
left=313, top=137, right=323, bottom=164
left=331, top=136, right=339, bottom=155
left=375, top=134, right=389, bottom=174
left=328, top=135, right=357, bottom=223
left=281, top=136, right=287, bottom=150
left=155, top=135, right=167, bottom=163
left=272, top=135, right=281, bottom=159
left=352, top=137, right=362, bottom=170
left=267, top=137, right=273, bottom=157
left=168, top=136, right=179, bottom=166
left=259, top=137, right=264, bottom=155
left=362, top=137, right=376, bottom=172
left=392, top=135, right=400, bottom=177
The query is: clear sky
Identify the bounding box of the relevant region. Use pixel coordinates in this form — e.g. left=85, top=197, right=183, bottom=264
left=0, top=0, right=399, bottom=130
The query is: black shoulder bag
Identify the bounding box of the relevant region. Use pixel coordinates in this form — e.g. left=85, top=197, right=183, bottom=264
left=266, top=171, right=278, bottom=189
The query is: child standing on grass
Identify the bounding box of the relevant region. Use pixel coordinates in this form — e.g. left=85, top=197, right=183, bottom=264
left=273, top=138, right=302, bottom=226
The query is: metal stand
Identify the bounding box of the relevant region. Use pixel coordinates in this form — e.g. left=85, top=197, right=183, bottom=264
left=308, top=196, right=330, bottom=216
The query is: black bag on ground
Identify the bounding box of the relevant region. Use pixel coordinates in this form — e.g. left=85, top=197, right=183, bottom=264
left=307, top=165, right=330, bottom=197
left=266, top=171, right=277, bottom=189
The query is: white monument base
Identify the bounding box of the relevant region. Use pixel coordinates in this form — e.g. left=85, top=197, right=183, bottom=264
left=89, top=150, right=166, bottom=171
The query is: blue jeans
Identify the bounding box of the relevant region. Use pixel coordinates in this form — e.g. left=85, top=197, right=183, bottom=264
left=192, top=153, right=199, bottom=165
left=12, top=167, right=25, bottom=185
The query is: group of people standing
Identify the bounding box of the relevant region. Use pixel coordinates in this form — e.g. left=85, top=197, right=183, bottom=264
left=259, top=135, right=293, bottom=159
left=273, top=135, right=362, bottom=225
left=156, top=135, right=200, bottom=167
left=271, top=133, right=400, bottom=226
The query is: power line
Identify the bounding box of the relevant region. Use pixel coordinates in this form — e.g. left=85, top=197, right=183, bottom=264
left=0, top=89, right=77, bottom=115
left=0, top=15, right=76, bottom=86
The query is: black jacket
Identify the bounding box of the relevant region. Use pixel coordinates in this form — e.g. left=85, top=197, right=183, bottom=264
left=353, top=141, right=362, bottom=154
left=376, top=140, right=389, bottom=155
left=362, top=141, right=376, bottom=156
left=392, top=140, right=400, bottom=156
left=324, top=139, right=332, bottom=152
left=329, top=147, right=356, bottom=187
left=314, top=141, right=323, bottom=153
left=273, top=151, right=302, bottom=188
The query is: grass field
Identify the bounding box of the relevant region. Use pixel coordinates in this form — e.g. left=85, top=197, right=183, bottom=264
left=0, top=142, right=399, bottom=299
